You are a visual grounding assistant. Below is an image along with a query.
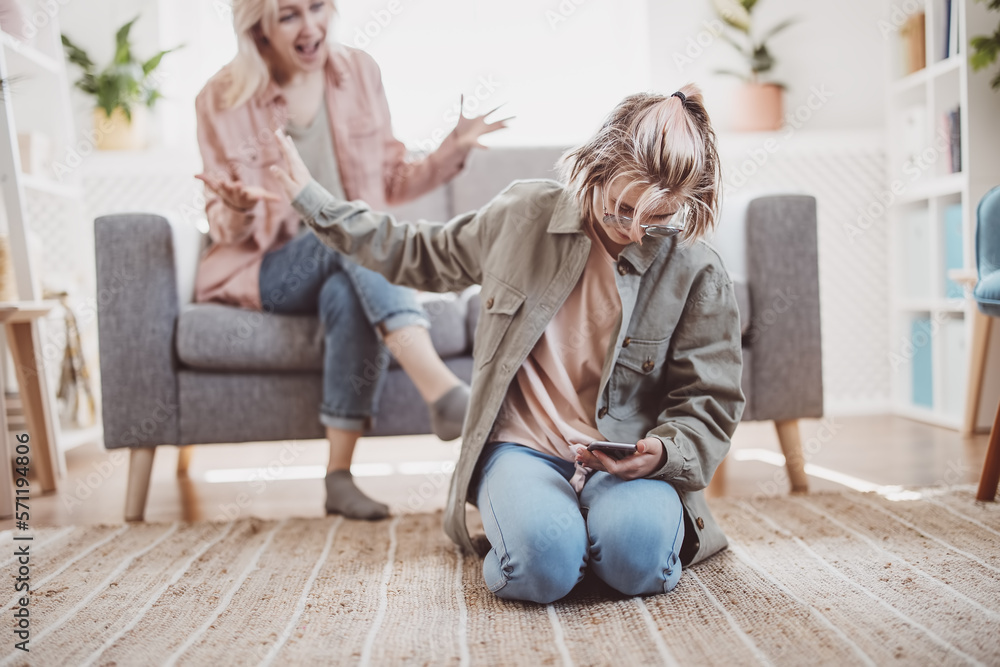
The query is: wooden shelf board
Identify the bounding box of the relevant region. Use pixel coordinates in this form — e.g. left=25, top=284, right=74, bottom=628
left=897, top=173, right=965, bottom=204
left=896, top=299, right=967, bottom=313
left=891, top=55, right=963, bottom=95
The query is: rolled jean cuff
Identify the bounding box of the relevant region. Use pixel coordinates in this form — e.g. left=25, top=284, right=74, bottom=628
left=380, top=311, right=431, bottom=334
left=320, top=411, right=370, bottom=433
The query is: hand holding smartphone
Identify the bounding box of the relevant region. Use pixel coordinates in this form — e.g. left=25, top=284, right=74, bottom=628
left=586, top=441, right=638, bottom=461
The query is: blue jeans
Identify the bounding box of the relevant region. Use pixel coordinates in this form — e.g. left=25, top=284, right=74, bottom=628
left=473, top=441, right=685, bottom=604
left=259, top=229, right=430, bottom=431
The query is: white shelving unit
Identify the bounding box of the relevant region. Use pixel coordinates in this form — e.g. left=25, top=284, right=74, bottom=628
left=0, top=0, right=99, bottom=470
left=886, top=0, right=1000, bottom=430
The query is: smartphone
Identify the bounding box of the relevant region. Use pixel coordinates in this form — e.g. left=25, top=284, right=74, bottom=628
left=587, top=441, right=638, bottom=461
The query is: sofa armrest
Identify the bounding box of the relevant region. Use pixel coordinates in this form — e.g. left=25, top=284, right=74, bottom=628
left=745, top=195, right=823, bottom=421
left=95, top=214, right=182, bottom=449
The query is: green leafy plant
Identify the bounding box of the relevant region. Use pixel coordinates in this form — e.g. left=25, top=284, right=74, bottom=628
left=970, top=0, right=1000, bottom=90
left=711, top=0, right=797, bottom=87
left=61, top=16, right=181, bottom=121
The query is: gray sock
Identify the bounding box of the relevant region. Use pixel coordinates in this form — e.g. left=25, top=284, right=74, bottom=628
left=429, top=383, right=470, bottom=441
left=324, top=470, right=389, bottom=520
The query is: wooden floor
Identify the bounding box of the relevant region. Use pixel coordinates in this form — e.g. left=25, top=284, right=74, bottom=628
left=4, top=414, right=993, bottom=529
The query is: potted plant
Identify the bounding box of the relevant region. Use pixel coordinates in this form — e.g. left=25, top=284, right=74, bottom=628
left=712, top=0, right=796, bottom=131
left=61, top=17, right=180, bottom=150
left=970, top=0, right=1000, bottom=91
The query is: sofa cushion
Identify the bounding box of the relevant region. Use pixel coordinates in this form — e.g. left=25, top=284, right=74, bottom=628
left=385, top=181, right=451, bottom=224
left=177, top=294, right=470, bottom=372
left=450, top=146, right=568, bottom=214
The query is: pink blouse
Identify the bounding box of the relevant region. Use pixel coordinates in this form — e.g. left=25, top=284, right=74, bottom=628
left=194, top=44, right=470, bottom=309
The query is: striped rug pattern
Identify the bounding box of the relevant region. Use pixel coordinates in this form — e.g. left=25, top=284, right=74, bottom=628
left=4, top=487, right=1000, bottom=666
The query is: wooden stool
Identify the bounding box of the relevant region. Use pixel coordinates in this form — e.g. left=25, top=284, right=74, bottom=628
left=0, top=301, right=62, bottom=519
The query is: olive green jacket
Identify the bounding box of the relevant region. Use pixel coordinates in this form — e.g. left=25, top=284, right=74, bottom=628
left=292, top=178, right=745, bottom=567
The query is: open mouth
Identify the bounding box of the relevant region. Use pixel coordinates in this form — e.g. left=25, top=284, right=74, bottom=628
left=295, top=39, right=323, bottom=56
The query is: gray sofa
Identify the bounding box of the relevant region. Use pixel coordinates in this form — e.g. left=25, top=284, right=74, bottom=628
left=95, top=147, right=823, bottom=520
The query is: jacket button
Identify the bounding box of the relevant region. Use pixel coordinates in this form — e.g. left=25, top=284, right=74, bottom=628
left=598, top=406, right=608, bottom=418
left=696, top=517, right=705, bottom=530
left=622, top=337, right=631, bottom=347
left=642, top=359, right=655, bottom=372
left=617, top=262, right=629, bottom=276
left=486, top=297, right=494, bottom=309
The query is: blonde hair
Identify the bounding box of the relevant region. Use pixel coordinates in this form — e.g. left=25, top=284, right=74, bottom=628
left=222, top=0, right=334, bottom=109
left=560, top=84, right=721, bottom=245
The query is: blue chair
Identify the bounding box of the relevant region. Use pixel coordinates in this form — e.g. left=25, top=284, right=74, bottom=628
left=975, top=186, right=1000, bottom=501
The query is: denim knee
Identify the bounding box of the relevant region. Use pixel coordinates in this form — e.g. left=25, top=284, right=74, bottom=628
left=318, top=272, right=366, bottom=327
left=485, top=533, right=587, bottom=605
left=583, top=477, right=685, bottom=597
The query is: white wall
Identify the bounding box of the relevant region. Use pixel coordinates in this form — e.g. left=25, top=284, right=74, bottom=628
left=333, top=0, right=652, bottom=147
left=647, top=0, right=893, bottom=132
left=58, top=0, right=896, bottom=150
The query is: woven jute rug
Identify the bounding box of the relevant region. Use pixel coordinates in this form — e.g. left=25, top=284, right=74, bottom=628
left=4, top=486, right=1000, bottom=666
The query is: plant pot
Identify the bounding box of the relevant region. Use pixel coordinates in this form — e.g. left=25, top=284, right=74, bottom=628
left=93, top=106, right=149, bottom=151
left=731, top=82, right=784, bottom=132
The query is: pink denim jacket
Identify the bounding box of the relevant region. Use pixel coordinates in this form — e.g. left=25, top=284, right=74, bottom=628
left=194, top=44, right=470, bottom=309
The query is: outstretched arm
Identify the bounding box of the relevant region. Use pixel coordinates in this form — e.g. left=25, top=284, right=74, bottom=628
left=271, top=128, right=489, bottom=292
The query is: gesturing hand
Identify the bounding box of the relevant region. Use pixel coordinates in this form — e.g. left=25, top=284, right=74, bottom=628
left=571, top=437, right=667, bottom=481
left=269, top=128, right=313, bottom=202
left=450, top=95, right=514, bottom=150
left=196, top=163, right=280, bottom=213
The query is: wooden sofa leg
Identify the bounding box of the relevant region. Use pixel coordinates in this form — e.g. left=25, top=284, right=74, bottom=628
left=125, top=447, right=156, bottom=521
left=176, top=446, right=193, bottom=477
left=975, top=399, right=1000, bottom=502
left=774, top=419, right=809, bottom=494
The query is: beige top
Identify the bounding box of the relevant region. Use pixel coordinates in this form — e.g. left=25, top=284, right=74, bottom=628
left=490, top=220, right=622, bottom=460
left=286, top=97, right=346, bottom=211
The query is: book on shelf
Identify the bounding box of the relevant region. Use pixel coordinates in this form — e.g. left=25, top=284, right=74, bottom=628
left=948, top=0, right=960, bottom=58
left=942, top=0, right=952, bottom=60
left=901, top=11, right=926, bottom=74
left=946, top=106, right=961, bottom=173
left=943, top=203, right=964, bottom=298
left=937, top=0, right=961, bottom=60
left=911, top=317, right=934, bottom=408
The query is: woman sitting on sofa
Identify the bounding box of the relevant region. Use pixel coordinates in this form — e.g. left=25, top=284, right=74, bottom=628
left=193, top=0, right=509, bottom=520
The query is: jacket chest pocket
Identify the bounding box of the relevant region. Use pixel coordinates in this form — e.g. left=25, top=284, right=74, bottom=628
left=473, top=278, right=526, bottom=367
left=608, top=336, right=671, bottom=419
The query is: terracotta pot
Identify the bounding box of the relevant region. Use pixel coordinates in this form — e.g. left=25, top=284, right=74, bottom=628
left=93, top=106, right=149, bottom=151
left=731, top=82, right=784, bottom=132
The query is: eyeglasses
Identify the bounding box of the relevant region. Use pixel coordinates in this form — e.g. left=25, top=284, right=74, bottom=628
left=602, top=207, right=686, bottom=237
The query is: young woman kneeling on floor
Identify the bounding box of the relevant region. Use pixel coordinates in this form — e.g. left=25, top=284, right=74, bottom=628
left=269, top=84, right=745, bottom=604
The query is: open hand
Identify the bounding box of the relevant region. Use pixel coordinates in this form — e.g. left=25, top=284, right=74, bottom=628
left=571, top=437, right=667, bottom=481
left=450, top=95, right=514, bottom=150
left=196, top=163, right=280, bottom=213
left=269, top=128, right=313, bottom=202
